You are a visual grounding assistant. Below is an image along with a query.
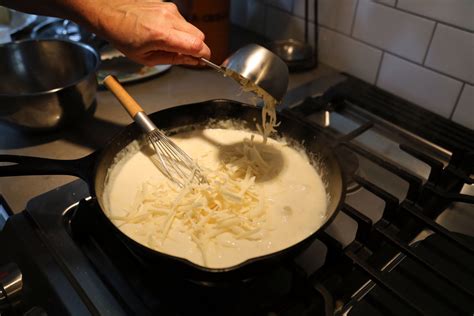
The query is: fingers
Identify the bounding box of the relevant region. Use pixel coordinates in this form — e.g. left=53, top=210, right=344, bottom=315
left=99, top=1, right=212, bottom=66
left=141, top=51, right=201, bottom=66
left=154, top=28, right=211, bottom=59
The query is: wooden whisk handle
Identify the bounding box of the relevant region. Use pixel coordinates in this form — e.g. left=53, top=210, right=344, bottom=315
left=103, top=75, right=143, bottom=118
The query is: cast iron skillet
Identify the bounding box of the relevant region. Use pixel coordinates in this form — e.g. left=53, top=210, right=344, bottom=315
left=0, top=99, right=345, bottom=281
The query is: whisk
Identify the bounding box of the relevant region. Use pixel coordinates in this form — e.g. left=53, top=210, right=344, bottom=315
left=103, top=75, right=205, bottom=187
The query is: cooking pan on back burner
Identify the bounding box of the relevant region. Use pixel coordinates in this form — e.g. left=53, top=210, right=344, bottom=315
left=0, top=99, right=345, bottom=281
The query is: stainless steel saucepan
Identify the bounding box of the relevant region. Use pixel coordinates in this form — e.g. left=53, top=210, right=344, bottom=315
left=0, top=39, right=100, bottom=131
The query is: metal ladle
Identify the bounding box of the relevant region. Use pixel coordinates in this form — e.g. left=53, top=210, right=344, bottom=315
left=200, top=44, right=289, bottom=102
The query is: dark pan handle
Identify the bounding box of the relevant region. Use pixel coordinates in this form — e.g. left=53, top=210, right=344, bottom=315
left=0, top=152, right=99, bottom=184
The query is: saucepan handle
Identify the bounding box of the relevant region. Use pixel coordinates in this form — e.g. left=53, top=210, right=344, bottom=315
left=0, top=152, right=98, bottom=183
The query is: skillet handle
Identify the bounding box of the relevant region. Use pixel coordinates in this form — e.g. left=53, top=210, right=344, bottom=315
left=0, top=152, right=98, bottom=183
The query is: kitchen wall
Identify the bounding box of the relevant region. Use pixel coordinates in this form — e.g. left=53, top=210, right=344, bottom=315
left=230, top=0, right=474, bottom=129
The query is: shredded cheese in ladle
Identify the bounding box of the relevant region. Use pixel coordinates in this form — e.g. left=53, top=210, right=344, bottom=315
left=225, top=69, right=280, bottom=143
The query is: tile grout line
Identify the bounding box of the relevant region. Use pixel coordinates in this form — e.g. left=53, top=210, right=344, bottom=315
left=375, top=1, right=396, bottom=9
left=374, top=52, right=385, bottom=86
left=449, top=83, right=465, bottom=119
left=372, top=2, right=473, bottom=33
left=422, top=22, right=437, bottom=65
left=350, top=0, right=360, bottom=36
left=393, top=6, right=473, bottom=33
left=319, top=25, right=469, bottom=84
left=271, top=0, right=472, bottom=36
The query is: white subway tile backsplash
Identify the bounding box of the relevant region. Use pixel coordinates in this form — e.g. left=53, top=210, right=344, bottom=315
left=230, top=0, right=473, bottom=123
left=230, top=0, right=266, bottom=35
left=377, top=54, right=463, bottom=117
left=265, top=0, right=293, bottom=12
left=353, top=0, right=435, bottom=63
left=397, top=0, right=474, bottom=31
left=319, top=27, right=382, bottom=83
left=452, top=84, right=474, bottom=130
left=425, top=24, right=474, bottom=85
left=293, top=0, right=357, bottom=34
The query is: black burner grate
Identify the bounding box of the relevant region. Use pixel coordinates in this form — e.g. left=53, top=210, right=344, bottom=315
left=288, top=78, right=474, bottom=315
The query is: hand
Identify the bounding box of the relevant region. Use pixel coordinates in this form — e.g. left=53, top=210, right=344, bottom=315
left=93, top=1, right=210, bottom=66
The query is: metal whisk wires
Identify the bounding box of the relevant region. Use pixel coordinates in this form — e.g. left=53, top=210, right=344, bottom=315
left=147, top=127, right=206, bottom=187
left=104, top=75, right=205, bottom=187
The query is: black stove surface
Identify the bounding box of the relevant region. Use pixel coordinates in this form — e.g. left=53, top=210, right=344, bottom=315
left=1, top=76, right=473, bottom=316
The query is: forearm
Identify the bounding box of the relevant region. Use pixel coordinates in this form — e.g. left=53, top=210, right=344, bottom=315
left=0, top=0, right=210, bottom=66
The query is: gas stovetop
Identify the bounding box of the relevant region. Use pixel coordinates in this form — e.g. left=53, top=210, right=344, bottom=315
left=1, top=75, right=473, bottom=316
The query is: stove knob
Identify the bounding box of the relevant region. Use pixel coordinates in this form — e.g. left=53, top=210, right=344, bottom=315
left=0, top=263, right=23, bottom=311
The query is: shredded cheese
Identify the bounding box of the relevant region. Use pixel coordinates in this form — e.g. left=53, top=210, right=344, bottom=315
left=109, top=139, right=270, bottom=266
left=225, top=69, right=280, bottom=143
